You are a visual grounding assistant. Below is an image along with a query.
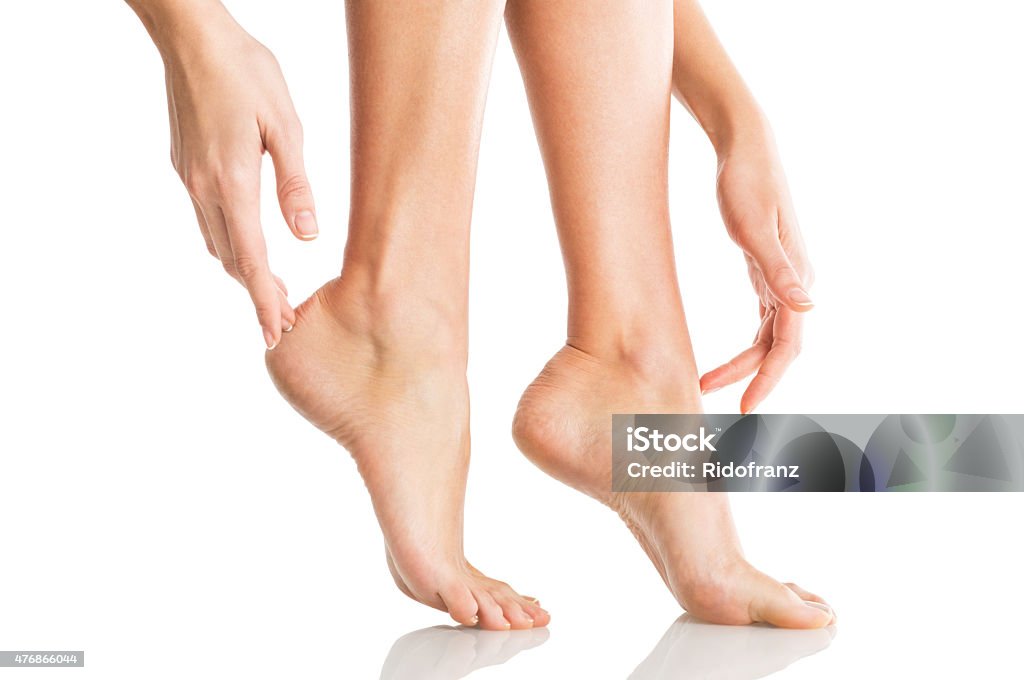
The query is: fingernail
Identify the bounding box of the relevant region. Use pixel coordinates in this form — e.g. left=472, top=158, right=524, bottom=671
left=470, top=615, right=479, bottom=626
left=788, top=288, right=814, bottom=306
left=524, top=596, right=540, bottom=605
left=294, top=210, right=318, bottom=239
left=702, top=387, right=721, bottom=396
left=283, top=323, right=294, bottom=333
left=264, top=330, right=277, bottom=351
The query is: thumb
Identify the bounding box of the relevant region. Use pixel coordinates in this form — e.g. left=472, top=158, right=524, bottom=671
left=746, top=229, right=814, bottom=312
left=268, top=122, right=318, bottom=241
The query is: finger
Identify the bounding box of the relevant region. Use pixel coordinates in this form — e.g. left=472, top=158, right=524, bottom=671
left=196, top=199, right=238, bottom=281
left=273, top=274, right=289, bottom=298
left=190, top=197, right=218, bottom=258
left=743, top=220, right=814, bottom=312
left=700, top=309, right=776, bottom=394
left=275, top=277, right=295, bottom=332
left=740, top=306, right=803, bottom=414
left=219, top=201, right=283, bottom=350
left=279, top=287, right=295, bottom=332
left=265, top=119, right=318, bottom=241
left=210, top=196, right=293, bottom=336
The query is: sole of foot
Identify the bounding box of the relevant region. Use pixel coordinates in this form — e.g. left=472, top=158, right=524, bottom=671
left=266, top=276, right=549, bottom=630
left=513, top=344, right=834, bottom=628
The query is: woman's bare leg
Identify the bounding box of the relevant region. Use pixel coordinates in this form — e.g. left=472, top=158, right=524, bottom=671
left=266, top=0, right=548, bottom=630
left=506, top=0, right=833, bottom=628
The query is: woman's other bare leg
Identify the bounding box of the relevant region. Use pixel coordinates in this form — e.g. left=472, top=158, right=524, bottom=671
left=506, top=0, right=833, bottom=628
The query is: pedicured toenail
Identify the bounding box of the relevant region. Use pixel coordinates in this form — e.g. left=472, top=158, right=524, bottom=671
left=804, top=600, right=835, bottom=622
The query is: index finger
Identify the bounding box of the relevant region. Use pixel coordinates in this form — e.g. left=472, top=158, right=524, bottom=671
left=219, top=197, right=283, bottom=350
left=740, top=306, right=804, bottom=414
left=699, top=308, right=776, bottom=394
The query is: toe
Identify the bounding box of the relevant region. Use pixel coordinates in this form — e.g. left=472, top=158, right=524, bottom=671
left=523, top=601, right=551, bottom=628
left=518, top=597, right=550, bottom=627
left=493, top=595, right=535, bottom=630
left=439, top=583, right=479, bottom=627
left=473, top=590, right=511, bottom=630
left=784, top=582, right=836, bottom=622
left=490, top=583, right=549, bottom=628
left=752, top=580, right=834, bottom=629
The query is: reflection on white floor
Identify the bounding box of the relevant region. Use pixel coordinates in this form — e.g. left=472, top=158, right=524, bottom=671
left=380, top=625, right=549, bottom=679
left=380, top=613, right=834, bottom=679
left=629, top=615, right=836, bottom=680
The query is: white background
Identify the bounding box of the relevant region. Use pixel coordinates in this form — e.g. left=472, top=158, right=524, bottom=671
left=1, top=1, right=1022, bottom=678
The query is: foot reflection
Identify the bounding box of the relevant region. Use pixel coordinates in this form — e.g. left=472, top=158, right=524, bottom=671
left=380, top=625, right=549, bottom=680
left=629, top=615, right=836, bottom=679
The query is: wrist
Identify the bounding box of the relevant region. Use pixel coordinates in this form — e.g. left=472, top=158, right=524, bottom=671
left=704, top=104, right=773, bottom=159
left=127, top=0, right=238, bottom=59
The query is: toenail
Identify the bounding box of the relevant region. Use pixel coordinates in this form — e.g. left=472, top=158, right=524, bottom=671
left=804, top=600, right=835, bottom=621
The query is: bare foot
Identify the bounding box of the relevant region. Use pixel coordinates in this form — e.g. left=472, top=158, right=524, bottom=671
left=266, top=276, right=549, bottom=630
left=513, top=345, right=834, bottom=628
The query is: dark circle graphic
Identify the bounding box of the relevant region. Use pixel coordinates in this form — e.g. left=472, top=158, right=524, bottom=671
left=760, top=431, right=847, bottom=491
left=709, top=416, right=869, bottom=492
left=708, top=415, right=763, bottom=492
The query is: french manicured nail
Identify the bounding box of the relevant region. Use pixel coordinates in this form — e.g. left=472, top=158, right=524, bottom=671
left=264, top=330, right=277, bottom=351
left=470, top=615, right=479, bottom=626
left=524, top=596, right=540, bottom=605
left=788, top=288, right=814, bottom=307
left=283, top=322, right=294, bottom=333
left=294, top=210, right=318, bottom=239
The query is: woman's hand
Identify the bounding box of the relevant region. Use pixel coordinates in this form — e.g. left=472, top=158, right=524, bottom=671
left=133, top=1, right=317, bottom=349
left=699, top=128, right=815, bottom=413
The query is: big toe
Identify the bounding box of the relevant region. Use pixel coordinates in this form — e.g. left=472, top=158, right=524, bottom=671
left=752, top=579, right=835, bottom=629
left=439, top=583, right=481, bottom=627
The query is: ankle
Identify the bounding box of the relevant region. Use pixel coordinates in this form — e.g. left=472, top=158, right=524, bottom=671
left=566, top=327, right=699, bottom=388
left=319, top=274, right=469, bottom=367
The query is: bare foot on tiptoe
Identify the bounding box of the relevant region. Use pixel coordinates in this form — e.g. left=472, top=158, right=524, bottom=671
left=513, top=344, right=835, bottom=628
left=266, top=276, right=549, bottom=630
